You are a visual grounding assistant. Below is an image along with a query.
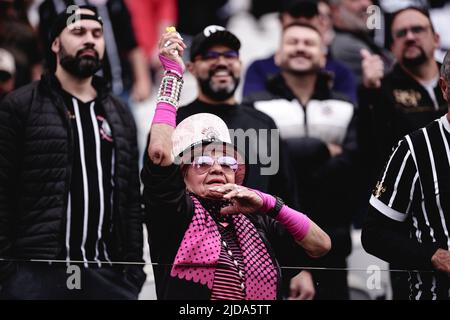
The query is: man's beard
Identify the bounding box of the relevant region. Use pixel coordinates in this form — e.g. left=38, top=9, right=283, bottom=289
left=59, top=44, right=102, bottom=78
left=198, top=67, right=240, bottom=102
left=402, top=45, right=427, bottom=68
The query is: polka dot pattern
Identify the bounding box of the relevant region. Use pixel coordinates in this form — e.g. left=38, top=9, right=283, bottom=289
left=170, top=197, right=221, bottom=289
left=232, top=215, right=277, bottom=300
left=171, top=195, right=278, bottom=299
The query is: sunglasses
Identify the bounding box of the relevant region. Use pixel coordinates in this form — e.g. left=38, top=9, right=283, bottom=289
left=394, top=25, right=429, bottom=39
left=191, top=155, right=238, bottom=174
left=196, top=50, right=239, bottom=62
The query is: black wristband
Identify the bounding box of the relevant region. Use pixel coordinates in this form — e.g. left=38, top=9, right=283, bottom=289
left=266, top=196, right=284, bottom=219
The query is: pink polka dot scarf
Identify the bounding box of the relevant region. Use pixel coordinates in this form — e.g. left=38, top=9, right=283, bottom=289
left=170, top=195, right=278, bottom=300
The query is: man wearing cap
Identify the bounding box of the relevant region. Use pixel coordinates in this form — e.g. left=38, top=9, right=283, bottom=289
left=0, top=48, right=15, bottom=101
left=39, top=0, right=151, bottom=103
left=0, top=6, right=144, bottom=299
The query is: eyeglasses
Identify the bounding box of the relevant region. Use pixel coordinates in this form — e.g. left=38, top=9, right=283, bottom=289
left=196, top=50, right=239, bottom=62
left=394, top=25, right=429, bottom=39
left=191, top=155, right=238, bottom=174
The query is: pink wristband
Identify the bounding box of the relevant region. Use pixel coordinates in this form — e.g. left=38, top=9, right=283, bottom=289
left=159, top=54, right=182, bottom=77
left=276, top=206, right=311, bottom=242
left=252, top=189, right=310, bottom=241
left=152, top=102, right=177, bottom=128
left=252, top=189, right=276, bottom=213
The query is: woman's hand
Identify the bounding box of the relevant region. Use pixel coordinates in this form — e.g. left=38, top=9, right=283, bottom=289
left=208, top=184, right=263, bottom=215
left=158, top=29, right=186, bottom=73
left=147, top=28, right=186, bottom=166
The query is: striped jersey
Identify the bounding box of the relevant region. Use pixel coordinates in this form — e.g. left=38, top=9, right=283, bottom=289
left=61, top=93, right=115, bottom=267
left=369, top=114, right=450, bottom=300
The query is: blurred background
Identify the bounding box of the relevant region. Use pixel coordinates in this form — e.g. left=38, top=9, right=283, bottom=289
left=1, top=0, right=449, bottom=300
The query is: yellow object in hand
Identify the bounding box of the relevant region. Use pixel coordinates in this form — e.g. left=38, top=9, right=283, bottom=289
left=166, top=26, right=176, bottom=33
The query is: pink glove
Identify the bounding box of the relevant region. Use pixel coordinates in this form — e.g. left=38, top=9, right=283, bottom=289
left=159, top=54, right=183, bottom=77
left=151, top=102, right=177, bottom=128
left=253, top=189, right=311, bottom=241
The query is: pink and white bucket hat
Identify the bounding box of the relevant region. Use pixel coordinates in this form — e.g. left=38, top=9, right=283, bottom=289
left=172, top=113, right=246, bottom=185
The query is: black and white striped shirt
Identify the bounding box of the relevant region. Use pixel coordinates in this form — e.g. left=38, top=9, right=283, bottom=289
left=370, top=115, right=450, bottom=300
left=62, top=94, right=115, bottom=267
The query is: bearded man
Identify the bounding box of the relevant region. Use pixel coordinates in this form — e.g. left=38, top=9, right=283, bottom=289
left=359, top=7, right=447, bottom=189
left=358, top=6, right=447, bottom=299
left=0, top=6, right=145, bottom=299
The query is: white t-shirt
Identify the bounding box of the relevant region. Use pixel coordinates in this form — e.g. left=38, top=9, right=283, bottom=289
left=420, top=76, right=440, bottom=110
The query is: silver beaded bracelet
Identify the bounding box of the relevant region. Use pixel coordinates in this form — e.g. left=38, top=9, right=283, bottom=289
left=156, top=71, right=184, bottom=109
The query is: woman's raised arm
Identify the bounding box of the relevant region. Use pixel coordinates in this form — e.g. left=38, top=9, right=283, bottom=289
left=147, top=28, right=186, bottom=167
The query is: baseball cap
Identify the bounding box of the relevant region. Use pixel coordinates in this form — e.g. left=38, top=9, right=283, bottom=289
left=49, top=5, right=103, bottom=44
left=46, top=5, right=103, bottom=72
left=189, top=25, right=241, bottom=61
left=0, top=48, right=15, bottom=76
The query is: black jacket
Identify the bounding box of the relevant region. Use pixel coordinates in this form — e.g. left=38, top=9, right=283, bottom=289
left=358, top=63, right=447, bottom=184
left=0, top=74, right=144, bottom=286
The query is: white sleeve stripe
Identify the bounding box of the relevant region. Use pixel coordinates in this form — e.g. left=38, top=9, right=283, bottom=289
left=369, top=196, right=408, bottom=222
left=388, top=150, right=411, bottom=207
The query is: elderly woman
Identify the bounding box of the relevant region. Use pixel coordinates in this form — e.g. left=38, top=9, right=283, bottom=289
left=142, top=29, right=331, bottom=300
